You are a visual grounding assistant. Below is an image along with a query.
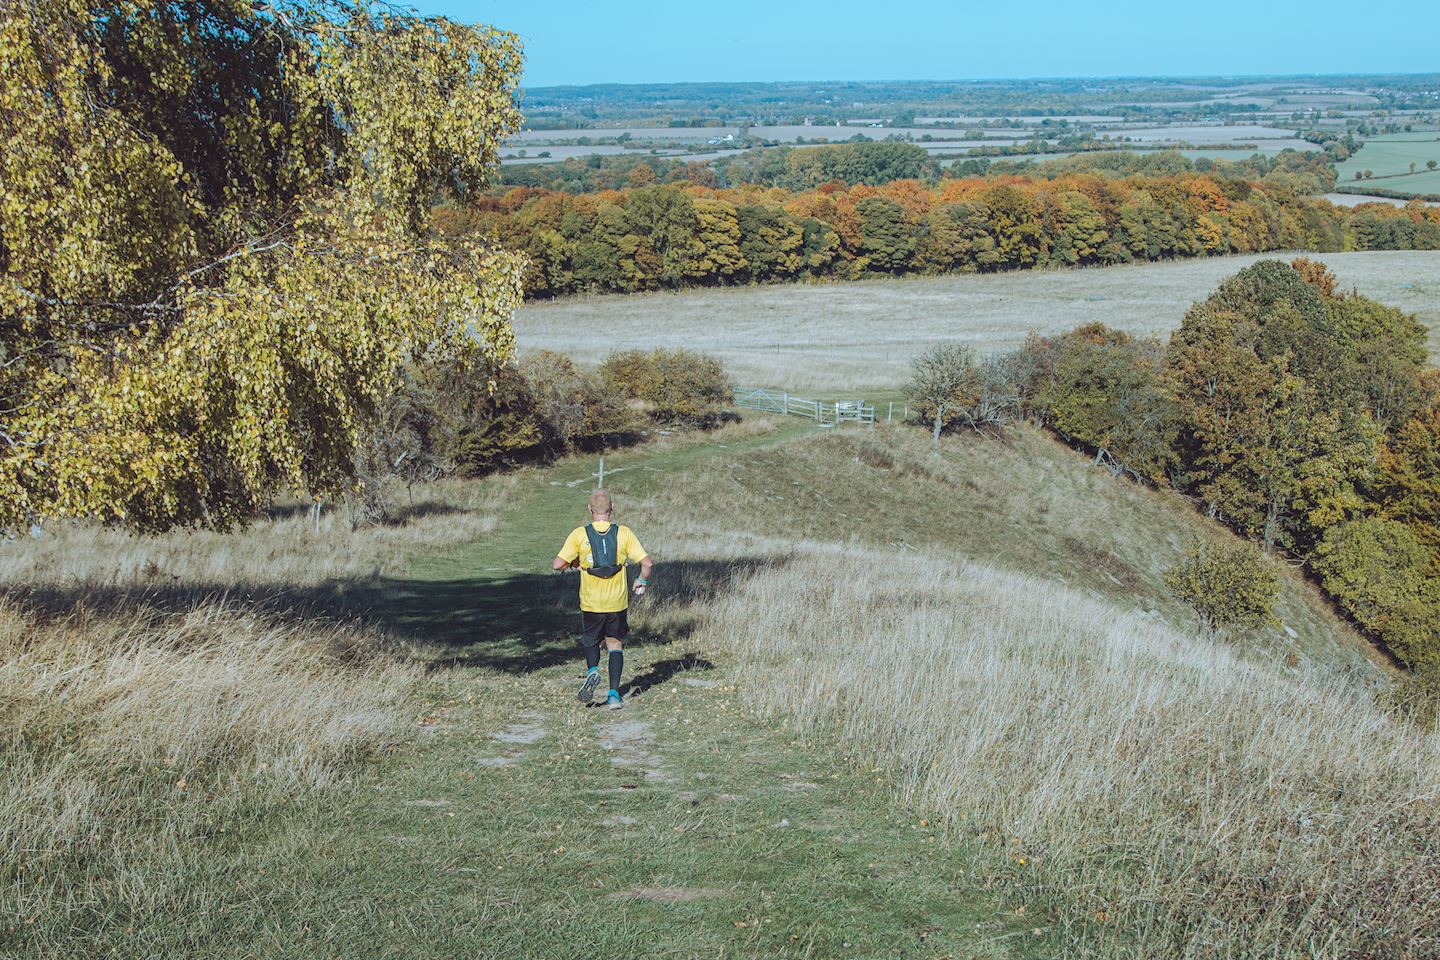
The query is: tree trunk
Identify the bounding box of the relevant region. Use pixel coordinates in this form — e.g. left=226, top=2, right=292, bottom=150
left=932, top=404, right=943, bottom=443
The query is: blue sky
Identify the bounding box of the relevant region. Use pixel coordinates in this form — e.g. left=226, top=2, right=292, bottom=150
left=414, top=1, right=1436, bottom=88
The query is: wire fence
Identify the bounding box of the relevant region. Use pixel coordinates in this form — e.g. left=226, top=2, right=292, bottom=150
left=733, top=387, right=891, bottom=426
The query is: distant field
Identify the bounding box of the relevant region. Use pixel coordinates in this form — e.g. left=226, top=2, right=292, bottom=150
left=513, top=251, right=1440, bottom=390
left=1338, top=135, right=1440, bottom=195
left=1324, top=192, right=1440, bottom=208
left=503, top=119, right=1319, bottom=166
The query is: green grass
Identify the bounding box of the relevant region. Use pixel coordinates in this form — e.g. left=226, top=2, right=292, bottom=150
left=15, top=420, right=1068, bottom=960
left=1338, top=136, right=1440, bottom=195
left=151, top=670, right=1046, bottom=960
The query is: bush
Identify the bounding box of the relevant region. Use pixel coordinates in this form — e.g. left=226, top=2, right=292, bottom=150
left=1312, top=518, right=1440, bottom=667
left=525, top=350, right=643, bottom=449
left=599, top=348, right=732, bottom=426
left=1018, top=324, right=1177, bottom=482
left=1164, top=538, right=1280, bottom=637
left=354, top=352, right=648, bottom=499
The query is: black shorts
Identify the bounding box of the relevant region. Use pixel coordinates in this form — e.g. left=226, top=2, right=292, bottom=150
left=580, top=609, right=629, bottom=650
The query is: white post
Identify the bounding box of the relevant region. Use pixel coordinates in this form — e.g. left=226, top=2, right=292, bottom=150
left=888, top=401, right=893, bottom=422
left=598, top=455, right=605, bottom=489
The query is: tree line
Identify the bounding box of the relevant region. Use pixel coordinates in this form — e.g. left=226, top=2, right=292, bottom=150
left=907, top=260, right=1440, bottom=670
left=498, top=140, right=1338, bottom=196
left=446, top=174, right=1440, bottom=300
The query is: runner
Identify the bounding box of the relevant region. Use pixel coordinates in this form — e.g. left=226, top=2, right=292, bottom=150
left=552, top=490, right=653, bottom=710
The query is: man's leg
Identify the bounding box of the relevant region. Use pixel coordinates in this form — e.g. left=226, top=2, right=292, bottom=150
left=577, top=613, right=604, bottom=702
left=604, top=636, right=623, bottom=698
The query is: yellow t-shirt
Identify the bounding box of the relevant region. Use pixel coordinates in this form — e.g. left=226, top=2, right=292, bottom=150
left=557, top=522, right=648, bottom=613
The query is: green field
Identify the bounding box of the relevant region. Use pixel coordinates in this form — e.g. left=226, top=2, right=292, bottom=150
left=1338, top=134, right=1440, bottom=195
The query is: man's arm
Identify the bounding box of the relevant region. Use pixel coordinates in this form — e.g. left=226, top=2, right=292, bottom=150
left=632, top=554, right=654, bottom=594
left=554, top=530, right=580, bottom=571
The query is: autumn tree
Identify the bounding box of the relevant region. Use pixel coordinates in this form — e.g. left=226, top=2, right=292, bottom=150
left=1377, top=398, right=1440, bottom=553
left=1023, top=325, right=1177, bottom=483
left=1312, top=518, right=1440, bottom=667
left=905, top=344, right=981, bottom=441
left=1166, top=262, right=1376, bottom=550
left=2, top=0, right=525, bottom=530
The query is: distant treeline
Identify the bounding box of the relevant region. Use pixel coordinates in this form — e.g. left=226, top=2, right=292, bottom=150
left=443, top=172, right=1440, bottom=299
left=498, top=140, right=1338, bottom=195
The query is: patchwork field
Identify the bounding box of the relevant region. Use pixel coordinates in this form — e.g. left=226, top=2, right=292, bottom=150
left=513, top=251, right=1440, bottom=391
left=1337, top=134, right=1440, bottom=195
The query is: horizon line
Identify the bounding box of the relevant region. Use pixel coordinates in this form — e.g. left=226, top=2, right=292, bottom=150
left=520, top=71, right=1440, bottom=93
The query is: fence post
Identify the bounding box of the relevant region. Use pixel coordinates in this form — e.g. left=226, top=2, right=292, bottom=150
left=598, top=455, right=605, bottom=488
left=888, top=401, right=893, bottom=422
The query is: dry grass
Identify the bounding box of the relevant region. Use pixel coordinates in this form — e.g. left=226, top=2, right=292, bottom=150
left=0, top=599, right=418, bottom=948
left=695, top=546, right=1440, bottom=957
left=647, top=423, right=1384, bottom=679
left=2, top=473, right=523, bottom=591
left=624, top=423, right=1439, bottom=956
left=0, top=471, right=529, bottom=949
left=513, top=251, right=1440, bottom=389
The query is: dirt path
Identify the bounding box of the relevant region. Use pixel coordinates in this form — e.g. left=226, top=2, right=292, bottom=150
left=206, top=427, right=1049, bottom=959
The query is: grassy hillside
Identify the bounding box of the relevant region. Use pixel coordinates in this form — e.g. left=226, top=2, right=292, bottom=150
left=628, top=422, right=1437, bottom=956
left=4, top=416, right=1434, bottom=958
left=513, top=251, right=1440, bottom=390
left=645, top=423, right=1384, bottom=679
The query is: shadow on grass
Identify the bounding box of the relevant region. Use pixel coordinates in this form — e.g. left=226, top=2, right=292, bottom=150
left=11, top=556, right=773, bottom=682
left=619, top=651, right=715, bottom=698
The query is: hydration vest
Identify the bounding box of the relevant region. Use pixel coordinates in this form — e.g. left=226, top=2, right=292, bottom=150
left=583, top=523, right=623, bottom=579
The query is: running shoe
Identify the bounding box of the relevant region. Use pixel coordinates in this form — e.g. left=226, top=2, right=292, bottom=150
left=606, top=690, right=624, bottom=710
left=577, top=668, right=602, bottom=703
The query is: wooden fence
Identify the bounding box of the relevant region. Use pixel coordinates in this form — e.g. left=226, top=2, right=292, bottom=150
left=733, top=387, right=878, bottom=426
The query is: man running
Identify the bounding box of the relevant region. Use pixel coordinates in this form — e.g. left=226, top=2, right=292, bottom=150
left=552, top=489, right=652, bottom=710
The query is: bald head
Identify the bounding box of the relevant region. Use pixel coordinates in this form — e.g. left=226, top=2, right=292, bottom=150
left=588, top=490, right=613, bottom=517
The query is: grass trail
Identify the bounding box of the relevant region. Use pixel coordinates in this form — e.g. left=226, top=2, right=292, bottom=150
left=46, top=422, right=1054, bottom=959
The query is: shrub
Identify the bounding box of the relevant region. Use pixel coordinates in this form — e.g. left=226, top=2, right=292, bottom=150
left=1019, top=324, right=1177, bottom=482
left=525, top=350, right=643, bottom=449
left=432, top=364, right=549, bottom=478
left=1312, top=518, right=1440, bottom=666
left=600, top=348, right=732, bottom=426
left=1164, top=538, right=1280, bottom=637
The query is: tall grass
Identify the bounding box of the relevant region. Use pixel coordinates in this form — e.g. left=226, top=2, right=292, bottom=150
left=634, top=424, right=1439, bottom=956
left=692, top=544, right=1440, bottom=956
left=0, top=598, right=417, bottom=949
left=1, top=473, right=520, bottom=590
left=0, top=471, right=526, bottom=950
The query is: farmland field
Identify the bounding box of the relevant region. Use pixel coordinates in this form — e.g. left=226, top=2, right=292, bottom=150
left=1337, top=134, right=1440, bottom=195
left=513, top=251, right=1440, bottom=390
left=1324, top=192, right=1440, bottom=208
